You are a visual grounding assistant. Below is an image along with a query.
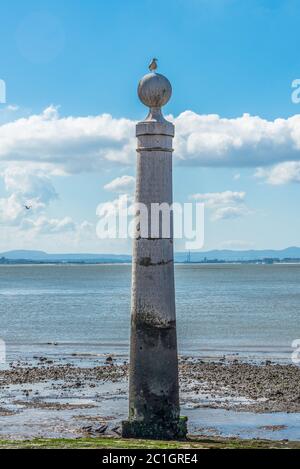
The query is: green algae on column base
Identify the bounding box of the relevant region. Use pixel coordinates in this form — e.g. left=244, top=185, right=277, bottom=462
left=122, top=416, right=187, bottom=440
left=0, top=437, right=299, bottom=449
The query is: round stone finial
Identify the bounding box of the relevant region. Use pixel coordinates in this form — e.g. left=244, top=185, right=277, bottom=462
left=138, top=72, right=172, bottom=109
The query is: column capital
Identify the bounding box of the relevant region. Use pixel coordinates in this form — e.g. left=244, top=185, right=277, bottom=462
left=136, top=120, right=174, bottom=137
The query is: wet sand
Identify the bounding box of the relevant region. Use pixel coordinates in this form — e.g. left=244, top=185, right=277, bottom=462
left=0, top=357, right=300, bottom=439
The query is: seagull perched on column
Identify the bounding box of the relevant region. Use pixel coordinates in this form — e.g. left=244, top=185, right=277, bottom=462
left=148, top=58, right=158, bottom=72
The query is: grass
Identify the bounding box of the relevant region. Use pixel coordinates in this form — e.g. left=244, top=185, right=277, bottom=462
left=0, top=436, right=299, bottom=449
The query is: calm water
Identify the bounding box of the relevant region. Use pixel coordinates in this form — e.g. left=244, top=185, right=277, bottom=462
left=0, top=264, right=300, bottom=364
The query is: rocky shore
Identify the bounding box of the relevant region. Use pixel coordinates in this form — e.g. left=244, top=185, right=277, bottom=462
left=1, top=357, right=300, bottom=414
left=179, top=359, right=300, bottom=413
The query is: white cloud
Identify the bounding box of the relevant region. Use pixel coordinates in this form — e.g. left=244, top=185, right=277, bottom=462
left=191, top=190, right=249, bottom=221
left=0, top=166, right=58, bottom=224
left=104, top=175, right=135, bottom=193
left=0, top=157, right=97, bottom=249
left=173, top=111, right=300, bottom=167
left=0, top=194, right=24, bottom=224
left=191, top=190, right=246, bottom=207
left=22, top=215, right=76, bottom=234
left=95, top=194, right=134, bottom=252
left=0, top=218, right=99, bottom=253
left=2, top=105, right=300, bottom=250
left=96, top=194, right=134, bottom=218
left=2, top=166, right=57, bottom=205
left=1, top=107, right=300, bottom=172
left=0, top=106, right=136, bottom=173
left=255, top=161, right=300, bottom=185
left=0, top=163, right=90, bottom=243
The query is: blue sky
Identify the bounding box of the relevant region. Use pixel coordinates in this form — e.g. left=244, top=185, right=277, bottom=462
left=1, top=0, right=300, bottom=253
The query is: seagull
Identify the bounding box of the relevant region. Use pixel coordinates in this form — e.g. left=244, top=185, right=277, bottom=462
left=148, top=58, right=158, bottom=72
left=24, top=204, right=32, bottom=210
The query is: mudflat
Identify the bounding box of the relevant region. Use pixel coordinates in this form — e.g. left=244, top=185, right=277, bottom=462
left=1, top=358, right=300, bottom=415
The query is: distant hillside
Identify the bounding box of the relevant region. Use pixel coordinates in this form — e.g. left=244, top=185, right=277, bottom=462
left=175, top=247, right=300, bottom=262
left=0, top=250, right=131, bottom=263
left=1, top=247, right=300, bottom=263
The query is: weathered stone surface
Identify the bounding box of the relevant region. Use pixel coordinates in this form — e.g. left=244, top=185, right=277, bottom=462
left=138, top=72, right=172, bottom=108
left=122, top=416, right=188, bottom=441
left=122, top=68, right=187, bottom=440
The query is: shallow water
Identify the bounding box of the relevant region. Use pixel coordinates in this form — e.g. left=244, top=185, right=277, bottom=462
left=1, top=264, right=300, bottom=364
left=1, top=263, right=300, bottom=441
left=186, top=408, right=300, bottom=440
left=1, top=375, right=300, bottom=441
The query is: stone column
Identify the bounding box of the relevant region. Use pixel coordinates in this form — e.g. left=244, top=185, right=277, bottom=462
left=122, top=66, right=187, bottom=440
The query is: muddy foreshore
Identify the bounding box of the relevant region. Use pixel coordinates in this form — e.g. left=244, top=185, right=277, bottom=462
left=180, top=359, right=300, bottom=412
left=1, top=358, right=299, bottom=414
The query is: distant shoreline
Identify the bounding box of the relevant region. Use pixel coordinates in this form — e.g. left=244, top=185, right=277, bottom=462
left=1, top=260, right=300, bottom=266
left=2, top=247, right=300, bottom=265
